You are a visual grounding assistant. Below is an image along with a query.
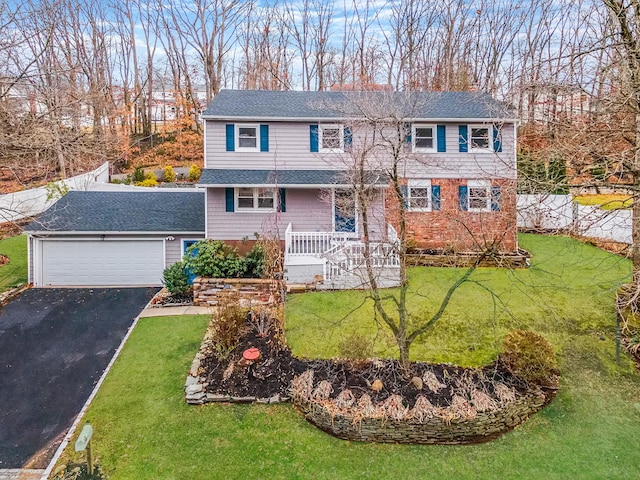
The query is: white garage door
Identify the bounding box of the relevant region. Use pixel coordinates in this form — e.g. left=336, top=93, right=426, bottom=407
left=40, top=239, right=164, bottom=286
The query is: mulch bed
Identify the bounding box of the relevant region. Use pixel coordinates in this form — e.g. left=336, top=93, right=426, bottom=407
left=199, top=318, right=528, bottom=408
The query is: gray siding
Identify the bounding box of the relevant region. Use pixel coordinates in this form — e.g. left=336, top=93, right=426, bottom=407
left=165, top=234, right=206, bottom=265
left=206, top=187, right=386, bottom=239
left=205, top=120, right=516, bottom=179
left=207, top=187, right=332, bottom=239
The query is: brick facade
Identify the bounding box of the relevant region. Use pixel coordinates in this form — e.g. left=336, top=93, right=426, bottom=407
left=387, top=179, right=518, bottom=253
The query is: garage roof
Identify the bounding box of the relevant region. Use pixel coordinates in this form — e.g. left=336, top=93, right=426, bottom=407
left=25, top=191, right=205, bottom=233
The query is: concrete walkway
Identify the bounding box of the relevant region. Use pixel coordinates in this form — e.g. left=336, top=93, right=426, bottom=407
left=0, top=469, right=44, bottom=480
left=138, top=305, right=213, bottom=317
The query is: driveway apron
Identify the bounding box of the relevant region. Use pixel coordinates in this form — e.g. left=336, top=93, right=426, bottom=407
left=0, top=287, right=157, bottom=469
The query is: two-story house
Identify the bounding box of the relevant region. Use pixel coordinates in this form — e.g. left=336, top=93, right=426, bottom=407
left=199, top=90, right=518, bottom=286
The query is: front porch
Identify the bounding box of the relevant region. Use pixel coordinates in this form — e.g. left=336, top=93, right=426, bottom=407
left=283, top=223, right=401, bottom=289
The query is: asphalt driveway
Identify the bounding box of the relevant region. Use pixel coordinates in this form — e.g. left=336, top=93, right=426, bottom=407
left=0, top=287, right=158, bottom=469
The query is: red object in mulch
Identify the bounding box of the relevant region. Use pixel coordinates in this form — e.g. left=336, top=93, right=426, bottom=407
left=243, top=348, right=261, bottom=362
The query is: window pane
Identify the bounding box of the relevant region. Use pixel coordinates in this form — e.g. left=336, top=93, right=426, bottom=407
left=469, top=187, right=488, bottom=209
left=322, top=128, right=341, bottom=149
left=415, top=127, right=433, bottom=149
left=238, top=187, right=253, bottom=197
left=238, top=197, right=254, bottom=208
left=471, top=128, right=489, bottom=149
left=257, top=189, right=274, bottom=209
left=409, top=187, right=430, bottom=209
left=238, top=127, right=257, bottom=148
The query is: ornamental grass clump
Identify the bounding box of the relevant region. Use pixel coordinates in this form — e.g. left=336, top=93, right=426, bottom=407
left=208, top=297, right=248, bottom=359
left=499, top=330, right=559, bottom=387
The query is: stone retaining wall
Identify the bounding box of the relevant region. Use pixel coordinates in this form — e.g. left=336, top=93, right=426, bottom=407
left=193, top=277, right=281, bottom=307
left=407, top=251, right=530, bottom=269
left=292, top=388, right=555, bottom=445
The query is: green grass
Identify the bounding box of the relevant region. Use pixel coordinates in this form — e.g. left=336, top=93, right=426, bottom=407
left=56, top=234, right=640, bottom=479
left=287, top=233, right=632, bottom=366
left=0, top=235, right=28, bottom=291
left=574, top=194, right=633, bottom=210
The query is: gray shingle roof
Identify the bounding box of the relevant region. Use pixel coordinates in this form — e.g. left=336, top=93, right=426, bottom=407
left=25, top=191, right=205, bottom=233
left=202, top=90, right=515, bottom=121
left=198, top=169, right=388, bottom=186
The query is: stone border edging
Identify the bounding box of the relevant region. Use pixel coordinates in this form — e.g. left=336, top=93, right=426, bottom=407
left=291, top=387, right=555, bottom=445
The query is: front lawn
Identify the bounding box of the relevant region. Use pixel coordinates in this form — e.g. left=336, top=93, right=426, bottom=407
left=0, top=235, right=28, bottom=292
left=54, top=234, right=640, bottom=478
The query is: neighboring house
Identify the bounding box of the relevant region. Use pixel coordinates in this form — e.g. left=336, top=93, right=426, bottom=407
left=25, top=191, right=205, bottom=287
left=199, top=90, right=518, bottom=286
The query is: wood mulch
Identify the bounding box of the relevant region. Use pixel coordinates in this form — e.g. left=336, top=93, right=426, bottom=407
left=199, top=317, right=527, bottom=408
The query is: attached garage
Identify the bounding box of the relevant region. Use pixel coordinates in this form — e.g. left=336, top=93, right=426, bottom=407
left=26, top=191, right=205, bottom=287
left=38, top=238, right=165, bottom=286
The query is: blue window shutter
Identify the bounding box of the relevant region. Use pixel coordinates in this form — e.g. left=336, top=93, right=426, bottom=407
left=344, top=126, right=352, bottom=150
left=225, top=124, right=235, bottom=151
left=431, top=185, right=441, bottom=211
left=493, top=126, right=502, bottom=152
left=310, top=124, right=319, bottom=152
left=260, top=124, right=269, bottom=152
left=404, top=123, right=412, bottom=144
left=459, top=185, right=468, bottom=211
left=279, top=188, right=286, bottom=212
left=437, top=125, right=446, bottom=152
left=458, top=125, right=468, bottom=153
left=225, top=188, right=234, bottom=212
left=400, top=185, right=409, bottom=209
left=491, top=185, right=501, bottom=211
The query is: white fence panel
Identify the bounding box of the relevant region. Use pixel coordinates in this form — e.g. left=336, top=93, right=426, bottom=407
left=0, top=162, right=109, bottom=222
left=516, top=194, right=632, bottom=244
left=574, top=205, right=632, bottom=244
left=517, top=194, right=573, bottom=230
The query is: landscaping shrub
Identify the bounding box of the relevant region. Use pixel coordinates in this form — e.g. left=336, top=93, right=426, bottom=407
left=338, top=333, right=373, bottom=359
left=135, top=171, right=157, bottom=187
left=499, top=330, right=558, bottom=387
left=243, top=241, right=265, bottom=278
left=188, top=164, right=201, bottom=181
left=162, top=261, right=191, bottom=296
left=132, top=166, right=145, bottom=183
left=163, top=165, right=176, bottom=182
left=184, top=240, right=245, bottom=278
left=209, top=296, right=248, bottom=359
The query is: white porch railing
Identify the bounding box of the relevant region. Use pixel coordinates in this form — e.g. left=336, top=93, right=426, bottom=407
left=284, top=223, right=359, bottom=257
left=284, top=223, right=400, bottom=283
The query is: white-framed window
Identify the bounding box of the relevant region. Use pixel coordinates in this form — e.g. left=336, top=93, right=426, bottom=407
left=469, top=125, right=492, bottom=152
left=407, top=180, right=432, bottom=211
left=320, top=124, right=344, bottom=152
left=467, top=180, right=491, bottom=211
left=236, top=124, right=260, bottom=151
left=412, top=124, right=436, bottom=152
left=235, top=187, right=275, bottom=212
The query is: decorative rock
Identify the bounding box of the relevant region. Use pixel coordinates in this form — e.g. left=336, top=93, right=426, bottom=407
left=206, top=393, right=232, bottom=402
left=371, top=379, right=384, bottom=392
left=411, top=376, right=423, bottom=390
left=185, top=375, right=199, bottom=387
left=189, top=358, right=201, bottom=377
left=185, top=384, right=204, bottom=395
left=231, top=396, right=256, bottom=403
left=243, top=348, right=261, bottom=362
